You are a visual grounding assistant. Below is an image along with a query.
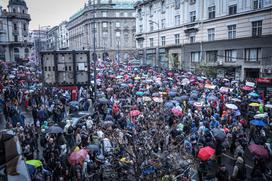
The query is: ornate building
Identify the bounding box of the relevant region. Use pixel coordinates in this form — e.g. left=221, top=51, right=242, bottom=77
left=135, top=0, right=272, bottom=80
left=0, top=0, right=32, bottom=62
left=67, top=0, right=137, bottom=61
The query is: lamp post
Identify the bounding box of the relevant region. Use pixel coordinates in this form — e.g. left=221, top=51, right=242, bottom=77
left=91, top=0, right=97, bottom=104
left=149, top=20, right=160, bottom=67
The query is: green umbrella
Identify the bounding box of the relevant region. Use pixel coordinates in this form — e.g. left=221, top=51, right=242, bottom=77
left=26, top=160, right=42, bottom=168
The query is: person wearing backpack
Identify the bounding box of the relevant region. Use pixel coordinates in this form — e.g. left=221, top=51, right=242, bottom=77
left=232, top=156, right=247, bottom=181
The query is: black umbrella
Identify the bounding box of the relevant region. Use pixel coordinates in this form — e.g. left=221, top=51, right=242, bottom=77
left=46, top=125, right=63, bottom=134
left=98, top=98, right=108, bottom=104
left=211, top=128, right=226, bottom=141
left=87, top=144, right=100, bottom=153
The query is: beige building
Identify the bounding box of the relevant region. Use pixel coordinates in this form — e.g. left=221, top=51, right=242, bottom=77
left=67, top=0, right=137, bottom=62
left=135, top=0, right=272, bottom=80
left=0, top=0, right=32, bottom=62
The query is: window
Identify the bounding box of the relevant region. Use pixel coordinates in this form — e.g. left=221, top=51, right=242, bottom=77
left=225, top=50, right=237, bottom=62
left=68, top=66, right=72, bottom=71
left=150, top=38, right=154, bottom=47
left=14, top=48, right=19, bottom=60
left=175, top=34, right=180, bottom=45
left=139, top=25, right=143, bottom=33
left=116, top=12, right=120, bottom=17
left=115, top=31, right=121, bottom=37
left=150, top=22, right=154, bottom=31
left=175, top=0, right=181, bottom=9
left=102, top=22, right=107, bottom=28
left=44, top=67, right=47, bottom=71
left=65, top=66, right=68, bottom=71
left=208, top=28, right=215, bottom=41
left=120, top=12, right=124, bottom=17
left=13, top=23, right=17, bottom=31
left=149, top=5, right=153, bottom=16
left=14, top=35, right=18, bottom=42
left=252, top=20, right=262, bottom=37
left=253, top=0, right=263, bottom=9
left=161, top=1, right=166, bottom=13
left=190, top=11, right=196, bottom=22
left=0, top=21, right=3, bottom=30
left=24, top=48, right=29, bottom=58
left=102, top=31, right=107, bottom=37
left=116, top=22, right=120, bottom=28
left=48, top=67, right=51, bottom=71
left=138, top=40, right=143, bottom=48
left=161, top=36, right=166, bottom=46
left=190, top=0, right=196, bottom=4
left=13, top=8, right=16, bottom=13
left=175, top=15, right=180, bottom=26
left=206, top=51, right=217, bottom=62
left=245, top=48, right=261, bottom=62
left=102, top=11, right=107, bottom=17
left=190, top=35, right=195, bottom=43
left=161, top=19, right=166, bottom=29
left=228, top=25, right=236, bottom=39
left=208, top=6, right=216, bottom=19
left=229, top=5, right=237, bottom=15
left=191, top=52, right=200, bottom=62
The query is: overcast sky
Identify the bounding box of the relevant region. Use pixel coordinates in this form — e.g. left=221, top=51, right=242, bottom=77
left=1, top=0, right=86, bottom=30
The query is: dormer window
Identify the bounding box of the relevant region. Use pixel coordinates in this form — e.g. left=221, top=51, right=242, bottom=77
left=13, top=8, right=16, bottom=13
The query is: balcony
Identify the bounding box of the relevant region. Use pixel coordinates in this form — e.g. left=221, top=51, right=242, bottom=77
left=8, top=13, right=31, bottom=21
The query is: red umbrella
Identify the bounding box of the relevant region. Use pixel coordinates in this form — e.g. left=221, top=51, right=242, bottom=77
left=248, top=144, right=269, bottom=158
left=68, top=149, right=88, bottom=166
left=242, top=86, right=254, bottom=91
left=129, top=110, right=141, bottom=117
left=128, top=83, right=134, bottom=88
left=171, top=107, right=183, bottom=116
left=197, top=146, right=215, bottom=161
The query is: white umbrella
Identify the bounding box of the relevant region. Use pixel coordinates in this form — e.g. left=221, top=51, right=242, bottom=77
left=254, top=113, right=268, bottom=119
left=265, top=104, right=272, bottom=109
left=231, top=98, right=241, bottom=102
left=225, top=103, right=238, bottom=110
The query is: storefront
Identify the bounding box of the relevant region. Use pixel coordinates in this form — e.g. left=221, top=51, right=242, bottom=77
left=138, top=50, right=144, bottom=65
left=146, top=49, right=156, bottom=66
left=159, top=48, right=168, bottom=69
left=256, top=78, right=272, bottom=103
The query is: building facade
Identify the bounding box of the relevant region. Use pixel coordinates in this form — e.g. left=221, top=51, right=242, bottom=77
left=135, top=0, right=272, bottom=80
left=58, top=21, right=69, bottom=50
left=0, top=0, right=32, bottom=62
left=67, top=0, right=137, bottom=62
left=46, top=26, right=59, bottom=51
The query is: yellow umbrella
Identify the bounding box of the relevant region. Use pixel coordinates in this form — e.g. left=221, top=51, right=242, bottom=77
left=134, top=76, right=141, bottom=80
left=26, top=160, right=42, bottom=168
left=249, top=102, right=260, bottom=107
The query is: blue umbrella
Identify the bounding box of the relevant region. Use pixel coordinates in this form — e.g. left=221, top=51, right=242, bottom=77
left=248, top=92, right=259, bottom=97
left=164, top=102, right=175, bottom=109
left=136, top=91, right=144, bottom=96
left=250, top=119, right=267, bottom=127
left=169, top=91, right=177, bottom=97
left=69, top=101, right=79, bottom=107
left=26, top=164, right=36, bottom=177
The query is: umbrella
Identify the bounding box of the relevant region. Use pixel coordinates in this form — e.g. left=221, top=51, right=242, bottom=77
left=265, top=104, right=272, bottom=109
left=174, top=97, right=183, bottom=102
left=220, top=87, right=230, bottom=93
left=153, top=97, right=163, bottom=103
left=180, top=95, right=189, bottom=101
left=129, top=110, right=141, bottom=117
left=211, top=128, right=226, bottom=141
left=249, top=102, right=260, bottom=107
left=103, top=121, right=114, bottom=127
left=181, top=78, right=190, bottom=85
left=26, top=164, right=36, bottom=176
left=168, top=91, right=177, bottom=97
left=193, top=102, right=203, bottom=108
left=225, top=103, right=238, bottom=110
left=248, top=144, right=269, bottom=158
left=106, top=87, right=113, bottom=92
left=208, top=95, right=218, bottom=101
left=98, top=98, right=108, bottom=104
left=68, top=149, right=88, bottom=166
left=250, top=119, right=267, bottom=127
left=26, top=160, right=42, bottom=168
left=204, top=84, right=216, bottom=89
left=254, top=113, right=268, bottom=119
left=197, top=146, right=215, bottom=161
left=248, top=92, right=259, bottom=97
left=45, top=125, right=63, bottom=134
left=69, top=101, right=79, bottom=107
left=176, top=123, right=184, bottom=131
left=231, top=98, right=241, bottom=102
left=143, top=96, right=152, bottom=102
left=164, top=101, right=175, bottom=109
left=136, top=91, right=144, bottom=96
left=87, top=144, right=100, bottom=153
left=242, top=86, right=254, bottom=91
left=152, top=93, right=160, bottom=97
left=171, top=107, right=183, bottom=116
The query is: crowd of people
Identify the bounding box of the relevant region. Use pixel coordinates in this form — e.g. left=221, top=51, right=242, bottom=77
left=0, top=59, right=272, bottom=181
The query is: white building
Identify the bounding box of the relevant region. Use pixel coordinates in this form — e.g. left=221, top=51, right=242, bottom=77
left=58, top=21, right=69, bottom=50
left=135, top=0, right=272, bottom=80
left=0, top=0, right=32, bottom=62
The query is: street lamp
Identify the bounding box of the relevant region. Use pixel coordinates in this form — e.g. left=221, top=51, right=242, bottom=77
left=149, top=20, right=160, bottom=67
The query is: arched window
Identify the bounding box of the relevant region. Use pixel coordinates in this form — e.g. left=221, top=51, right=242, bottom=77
left=24, top=48, right=29, bottom=58
left=14, top=48, right=20, bottom=60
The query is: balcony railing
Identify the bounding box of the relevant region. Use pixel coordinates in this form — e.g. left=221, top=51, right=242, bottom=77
left=8, top=13, right=31, bottom=20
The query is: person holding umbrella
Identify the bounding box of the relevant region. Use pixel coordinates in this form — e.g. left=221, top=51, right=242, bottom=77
left=231, top=154, right=247, bottom=181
